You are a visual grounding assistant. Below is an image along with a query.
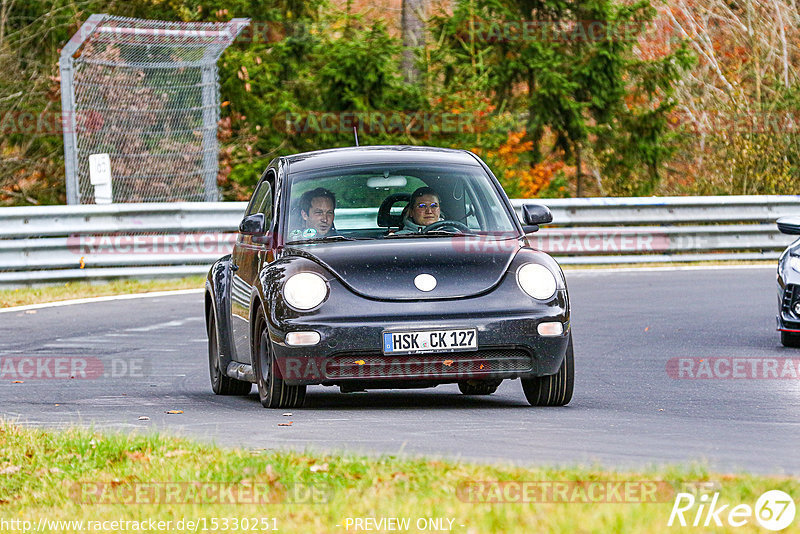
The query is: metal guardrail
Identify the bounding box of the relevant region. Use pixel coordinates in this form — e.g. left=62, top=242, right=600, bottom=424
left=1, top=196, right=799, bottom=285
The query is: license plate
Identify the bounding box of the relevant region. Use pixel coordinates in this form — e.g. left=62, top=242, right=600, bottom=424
left=382, top=328, right=478, bottom=355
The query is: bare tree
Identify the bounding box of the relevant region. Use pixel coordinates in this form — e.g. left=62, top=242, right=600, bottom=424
left=401, top=0, right=427, bottom=83
left=653, top=0, right=800, bottom=194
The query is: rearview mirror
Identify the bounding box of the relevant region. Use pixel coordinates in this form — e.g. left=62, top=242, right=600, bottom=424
left=777, top=216, right=800, bottom=235
left=367, top=175, right=407, bottom=188
left=522, top=204, right=553, bottom=226
left=239, top=213, right=266, bottom=236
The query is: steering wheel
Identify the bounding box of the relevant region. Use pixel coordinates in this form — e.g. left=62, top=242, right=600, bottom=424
left=422, top=220, right=471, bottom=234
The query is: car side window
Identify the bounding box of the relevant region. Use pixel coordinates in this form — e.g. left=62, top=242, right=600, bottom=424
left=246, top=172, right=274, bottom=221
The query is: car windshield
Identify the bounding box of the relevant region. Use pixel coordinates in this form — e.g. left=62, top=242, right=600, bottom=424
left=283, top=163, right=519, bottom=244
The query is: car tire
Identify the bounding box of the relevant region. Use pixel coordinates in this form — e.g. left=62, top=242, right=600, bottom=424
left=781, top=331, right=800, bottom=348
left=254, top=308, right=306, bottom=408
left=521, top=333, right=574, bottom=406
left=208, top=313, right=252, bottom=396
left=458, top=380, right=501, bottom=395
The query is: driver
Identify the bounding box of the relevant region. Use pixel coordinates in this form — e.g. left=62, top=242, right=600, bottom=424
left=395, top=187, right=443, bottom=234
left=290, top=187, right=339, bottom=240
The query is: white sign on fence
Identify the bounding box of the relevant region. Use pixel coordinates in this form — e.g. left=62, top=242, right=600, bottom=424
left=88, top=153, right=113, bottom=204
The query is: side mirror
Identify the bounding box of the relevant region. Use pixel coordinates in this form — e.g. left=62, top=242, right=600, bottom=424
left=239, top=213, right=266, bottom=236
left=521, top=204, right=553, bottom=233
left=777, top=216, right=800, bottom=235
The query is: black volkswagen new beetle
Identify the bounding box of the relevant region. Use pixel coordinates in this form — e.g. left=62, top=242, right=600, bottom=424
left=204, top=146, right=573, bottom=408
left=777, top=216, right=800, bottom=347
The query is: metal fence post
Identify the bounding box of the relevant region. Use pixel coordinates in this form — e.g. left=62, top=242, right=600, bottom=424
left=59, top=55, right=79, bottom=205
left=201, top=62, right=220, bottom=201
left=60, top=14, right=106, bottom=205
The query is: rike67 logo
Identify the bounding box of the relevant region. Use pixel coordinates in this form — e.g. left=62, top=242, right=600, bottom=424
left=668, top=490, right=795, bottom=531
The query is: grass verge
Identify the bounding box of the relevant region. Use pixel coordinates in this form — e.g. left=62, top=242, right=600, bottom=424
left=0, top=422, right=795, bottom=533
left=0, top=276, right=205, bottom=308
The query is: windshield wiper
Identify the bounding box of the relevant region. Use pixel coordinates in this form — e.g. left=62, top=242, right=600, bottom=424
left=285, top=235, right=369, bottom=244
left=422, top=230, right=469, bottom=236
left=315, top=235, right=359, bottom=241
left=384, top=231, right=467, bottom=239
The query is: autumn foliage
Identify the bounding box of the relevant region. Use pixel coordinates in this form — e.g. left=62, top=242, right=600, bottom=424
left=1, top=0, right=799, bottom=205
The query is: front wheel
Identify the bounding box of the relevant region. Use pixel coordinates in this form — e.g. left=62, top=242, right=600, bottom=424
left=253, top=308, right=306, bottom=408
left=781, top=331, right=800, bottom=348
left=208, top=313, right=251, bottom=396
left=521, top=334, right=574, bottom=406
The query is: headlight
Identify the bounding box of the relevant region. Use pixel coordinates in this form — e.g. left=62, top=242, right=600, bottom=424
left=790, top=256, right=800, bottom=273
left=283, top=272, right=328, bottom=310
left=516, top=263, right=558, bottom=300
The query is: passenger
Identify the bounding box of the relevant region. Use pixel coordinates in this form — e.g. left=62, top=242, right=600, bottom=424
left=291, top=187, right=339, bottom=239
left=395, top=187, right=443, bottom=234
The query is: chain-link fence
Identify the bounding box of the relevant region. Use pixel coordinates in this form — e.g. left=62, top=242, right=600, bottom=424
left=59, top=15, right=248, bottom=204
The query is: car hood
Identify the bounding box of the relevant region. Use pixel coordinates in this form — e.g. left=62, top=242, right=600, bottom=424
left=282, top=237, right=520, bottom=300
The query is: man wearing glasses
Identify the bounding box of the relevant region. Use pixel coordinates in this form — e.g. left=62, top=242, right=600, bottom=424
left=395, top=186, right=443, bottom=234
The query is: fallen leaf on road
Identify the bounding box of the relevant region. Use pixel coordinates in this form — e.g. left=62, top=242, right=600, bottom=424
left=165, top=410, right=183, bottom=414
left=278, top=422, right=293, bottom=427
left=645, top=326, right=649, bottom=332
left=79, top=257, right=86, bottom=269
left=443, top=360, right=454, bottom=367
left=12, top=381, right=23, bottom=384
left=354, top=360, right=365, bottom=365
left=24, top=310, right=36, bottom=314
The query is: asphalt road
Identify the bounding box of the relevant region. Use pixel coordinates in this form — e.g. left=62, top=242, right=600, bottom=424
left=2, top=267, right=799, bottom=474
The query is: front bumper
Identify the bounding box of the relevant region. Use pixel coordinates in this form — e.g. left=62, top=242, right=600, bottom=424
left=268, top=289, right=570, bottom=386
left=777, top=281, right=800, bottom=332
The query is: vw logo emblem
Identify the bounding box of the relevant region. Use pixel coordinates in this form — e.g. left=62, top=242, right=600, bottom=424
left=414, top=274, right=437, bottom=292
